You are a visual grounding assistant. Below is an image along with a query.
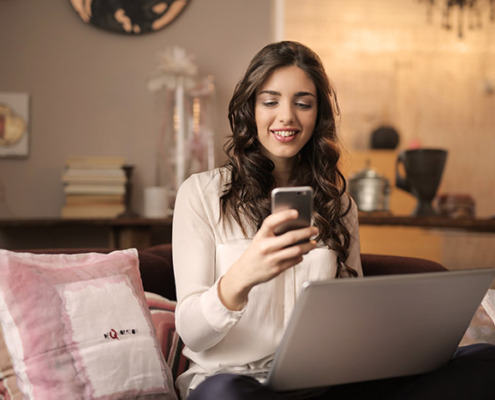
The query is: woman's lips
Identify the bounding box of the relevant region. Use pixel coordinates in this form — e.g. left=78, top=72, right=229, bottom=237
left=271, top=129, right=299, bottom=143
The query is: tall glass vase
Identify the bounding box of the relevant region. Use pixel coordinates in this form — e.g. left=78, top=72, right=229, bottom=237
left=153, top=74, right=215, bottom=207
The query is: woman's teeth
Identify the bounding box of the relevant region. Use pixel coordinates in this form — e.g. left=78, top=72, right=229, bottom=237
left=274, top=130, right=297, bottom=137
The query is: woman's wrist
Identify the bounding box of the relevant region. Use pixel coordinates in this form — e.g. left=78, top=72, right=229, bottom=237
left=217, top=271, right=251, bottom=311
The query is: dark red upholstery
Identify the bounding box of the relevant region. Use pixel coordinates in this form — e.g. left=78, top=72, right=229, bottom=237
left=138, top=244, right=176, bottom=300
left=21, top=245, right=448, bottom=301
left=361, top=253, right=447, bottom=276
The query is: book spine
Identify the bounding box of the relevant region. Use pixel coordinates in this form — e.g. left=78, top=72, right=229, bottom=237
left=61, top=204, right=125, bottom=218
left=64, top=184, right=126, bottom=195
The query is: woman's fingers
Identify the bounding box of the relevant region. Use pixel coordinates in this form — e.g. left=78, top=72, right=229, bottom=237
left=268, top=239, right=317, bottom=267
left=259, top=209, right=318, bottom=244
left=259, top=209, right=298, bottom=237
left=277, top=226, right=318, bottom=248
left=259, top=224, right=319, bottom=254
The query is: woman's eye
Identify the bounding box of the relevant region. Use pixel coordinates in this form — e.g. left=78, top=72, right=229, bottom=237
left=262, top=101, right=278, bottom=107
left=295, top=102, right=312, bottom=109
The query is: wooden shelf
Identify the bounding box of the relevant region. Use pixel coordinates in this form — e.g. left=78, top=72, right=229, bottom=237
left=1, top=215, right=494, bottom=252
left=0, top=217, right=173, bottom=250
left=0, top=217, right=172, bottom=228
left=358, top=214, right=495, bottom=233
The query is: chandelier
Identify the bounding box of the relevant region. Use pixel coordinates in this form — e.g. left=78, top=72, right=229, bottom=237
left=420, top=0, right=495, bottom=38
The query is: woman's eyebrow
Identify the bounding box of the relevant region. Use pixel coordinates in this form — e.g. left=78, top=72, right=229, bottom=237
left=258, top=90, right=281, bottom=96
left=295, top=91, right=316, bottom=98
left=257, top=90, right=316, bottom=98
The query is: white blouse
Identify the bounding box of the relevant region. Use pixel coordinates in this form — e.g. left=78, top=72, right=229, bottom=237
left=172, top=168, right=362, bottom=399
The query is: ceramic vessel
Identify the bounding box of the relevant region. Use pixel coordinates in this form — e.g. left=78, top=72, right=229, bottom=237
left=395, top=148, right=448, bottom=216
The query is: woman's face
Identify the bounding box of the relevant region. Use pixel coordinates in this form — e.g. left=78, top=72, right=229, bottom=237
left=255, top=65, right=317, bottom=169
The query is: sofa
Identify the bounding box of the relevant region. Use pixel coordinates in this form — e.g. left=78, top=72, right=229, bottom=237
left=50, top=243, right=495, bottom=347
left=0, top=245, right=473, bottom=400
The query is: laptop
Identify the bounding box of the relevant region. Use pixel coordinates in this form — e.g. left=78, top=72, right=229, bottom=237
left=263, top=268, right=495, bottom=391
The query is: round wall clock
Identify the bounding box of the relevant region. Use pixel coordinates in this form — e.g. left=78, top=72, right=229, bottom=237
left=68, top=0, right=190, bottom=35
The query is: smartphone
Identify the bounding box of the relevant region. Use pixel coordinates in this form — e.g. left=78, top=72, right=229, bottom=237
left=271, top=186, right=314, bottom=238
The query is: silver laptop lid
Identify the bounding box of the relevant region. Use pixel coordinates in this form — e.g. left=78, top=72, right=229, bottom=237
left=266, top=268, right=495, bottom=391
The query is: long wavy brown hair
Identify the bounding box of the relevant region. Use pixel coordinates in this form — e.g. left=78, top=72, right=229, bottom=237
left=220, top=41, right=356, bottom=277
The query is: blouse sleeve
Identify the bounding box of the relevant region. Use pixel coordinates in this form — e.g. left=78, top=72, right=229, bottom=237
left=172, top=174, right=244, bottom=352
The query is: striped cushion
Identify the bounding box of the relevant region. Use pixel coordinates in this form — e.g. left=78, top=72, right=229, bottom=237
left=144, top=292, right=189, bottom=381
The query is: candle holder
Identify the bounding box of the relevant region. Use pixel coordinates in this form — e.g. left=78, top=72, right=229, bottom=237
left=117, top=165, right=139, bottom=218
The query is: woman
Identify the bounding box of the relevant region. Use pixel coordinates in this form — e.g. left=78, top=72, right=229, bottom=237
left=172, top=41, right=495, bottom=400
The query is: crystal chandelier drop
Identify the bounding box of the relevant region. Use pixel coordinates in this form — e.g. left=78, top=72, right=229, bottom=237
left=420, top=0, right=495, bottom=38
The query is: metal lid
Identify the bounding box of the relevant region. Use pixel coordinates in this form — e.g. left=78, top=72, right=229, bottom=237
left=350, top=160, right=388, bottom=182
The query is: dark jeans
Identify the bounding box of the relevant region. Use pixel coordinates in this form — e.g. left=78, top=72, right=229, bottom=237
left=187, top=343, right=495, bottom=400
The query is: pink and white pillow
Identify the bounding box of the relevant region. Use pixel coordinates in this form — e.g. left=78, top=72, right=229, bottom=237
left=0, top=249, right=177, bottom=400
left=1, top=324, right=22, bottom=400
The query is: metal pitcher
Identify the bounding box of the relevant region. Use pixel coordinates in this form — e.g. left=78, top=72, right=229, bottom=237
left=348, top=162, right=390, bottom=212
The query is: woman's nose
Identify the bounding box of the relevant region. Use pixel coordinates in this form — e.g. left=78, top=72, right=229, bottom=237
left=278, top=102, right=294, bottom=124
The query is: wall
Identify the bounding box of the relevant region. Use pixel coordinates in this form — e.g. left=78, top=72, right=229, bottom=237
left=284, top=0, right=495, bottom=217
left=284, top=0, right=495, bottom=270
left=0, top=0, right=274, bottom=219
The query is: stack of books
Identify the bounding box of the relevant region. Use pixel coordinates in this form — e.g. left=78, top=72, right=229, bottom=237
left=61, top=156, right=127, bottom=218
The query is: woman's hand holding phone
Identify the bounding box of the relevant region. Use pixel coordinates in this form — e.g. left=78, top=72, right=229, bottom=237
left=218, top=208, right=318, bottom=311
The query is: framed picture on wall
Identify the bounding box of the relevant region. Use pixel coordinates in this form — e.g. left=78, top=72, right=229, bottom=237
left=0, top=92, right=30, bottom=158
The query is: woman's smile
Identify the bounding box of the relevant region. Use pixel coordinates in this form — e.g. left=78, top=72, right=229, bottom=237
left=271, top=128, right=300, bottom=142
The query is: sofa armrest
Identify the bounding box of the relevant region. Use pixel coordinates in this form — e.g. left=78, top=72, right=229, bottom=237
left=361, top=253, right=448, bottom=276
